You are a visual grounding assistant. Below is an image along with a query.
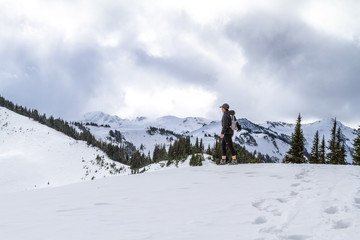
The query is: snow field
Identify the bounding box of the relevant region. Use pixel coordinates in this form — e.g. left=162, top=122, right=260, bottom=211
left=1, top=163, right=360, bottom=240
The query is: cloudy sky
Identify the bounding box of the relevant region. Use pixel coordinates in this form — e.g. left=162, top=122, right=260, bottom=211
left=0, top=0, right=359, bottom=127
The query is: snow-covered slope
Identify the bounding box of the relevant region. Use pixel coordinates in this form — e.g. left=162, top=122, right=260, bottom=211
left=0, top=107, right=128, bottom=192
left=80, top=112, right=358, bottom=163
left=2, top=163, right=360, bottom=240
left=82, top=112, right=210, bottom=133
left=80, top=112, right=212, bottom=157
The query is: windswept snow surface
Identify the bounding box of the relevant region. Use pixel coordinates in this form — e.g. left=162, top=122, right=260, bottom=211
left=1, top=163, right=360, bottom=240
left=0, top=107, right=128, bottom=192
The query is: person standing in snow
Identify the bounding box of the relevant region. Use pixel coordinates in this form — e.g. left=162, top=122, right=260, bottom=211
left=220, top=103, right=237, bottom=165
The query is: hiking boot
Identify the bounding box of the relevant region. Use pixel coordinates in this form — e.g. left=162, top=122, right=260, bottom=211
left=220, top=159, right=226, bottom=165
left=231, top=159, right=237, bottom=165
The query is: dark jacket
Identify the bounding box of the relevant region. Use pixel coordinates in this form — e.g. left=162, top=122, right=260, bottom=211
left=221, top=110, right=235, bottom=135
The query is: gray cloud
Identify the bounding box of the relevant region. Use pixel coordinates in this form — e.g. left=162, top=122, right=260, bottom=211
left=132, top=49, right=218, bottom=86
left=226, top=12, right=360, bottom=123
left=0, top=1, right=220, bottom=119
left=0, top=40, right=104, bottom=119
left=1, top=1, right=360, bottom=127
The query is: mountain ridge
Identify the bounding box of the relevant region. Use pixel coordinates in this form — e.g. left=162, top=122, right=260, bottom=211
left=80, top=112, right=358, bottom=163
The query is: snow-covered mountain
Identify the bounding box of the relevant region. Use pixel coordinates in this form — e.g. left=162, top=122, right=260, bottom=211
left=261, top=118, right=357, bottom=160
left=79, top=112, right=213, bottom=157
left=0, top=107, right=128, bottom=192
left=82, top=111, right=211, bottom=133
left=80, top=112, right=358, bottom=163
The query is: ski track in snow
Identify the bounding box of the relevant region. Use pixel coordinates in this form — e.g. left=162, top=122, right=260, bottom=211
left=1, top=163, right=360, bottom=240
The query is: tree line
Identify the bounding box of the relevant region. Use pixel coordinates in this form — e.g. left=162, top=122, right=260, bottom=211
left=283, top=114, right=360, bottom=165
left=1, top=95, right=267, bottom=171
left=0, top=95, right=131, bottom=165
left=129, top=136, right=266, bottom=172
left=3, top=95, right=359, bottom=169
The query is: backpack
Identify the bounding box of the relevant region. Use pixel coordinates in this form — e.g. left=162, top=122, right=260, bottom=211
left=230, top=114, right=242, bottom=132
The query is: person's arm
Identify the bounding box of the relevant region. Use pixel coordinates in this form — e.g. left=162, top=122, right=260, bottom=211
left=221, top=114, right=229, bottom=137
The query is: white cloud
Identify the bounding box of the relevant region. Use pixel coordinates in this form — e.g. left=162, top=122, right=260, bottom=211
left=300, top=0, right=360, bottom=41
left=120, top=84, right=217, bottom=119
left=83, top=53, right=218, bottom=119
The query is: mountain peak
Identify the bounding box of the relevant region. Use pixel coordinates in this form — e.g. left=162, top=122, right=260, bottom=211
left=136, top=116, right=147, bottom=121
left=81, top=112, right=124, bottom=127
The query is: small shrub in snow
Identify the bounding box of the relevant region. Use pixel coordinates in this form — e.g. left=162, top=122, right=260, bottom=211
left=189, top=154, right=204, bottom=166
left=166, top=160, right=173, bottom=167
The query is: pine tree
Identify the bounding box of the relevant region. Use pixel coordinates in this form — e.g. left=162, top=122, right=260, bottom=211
left=200, top=138, right=204, bottom=153
left=130, top=151, right=142, bottom=170
left=206, top=144, right=211, bottom=155
left=194, top=137, right=199, bottom=153
left=336, top=127, right=347, bottom=165
left=339, top=142, right=347, bottom=165
left=335, top=127, right=342, bottom=164
left=152, top=144, right=167, bottom=162
left=186, top=137, right=191, bottom=155
left=283, top=114, right=306, bottom=164
left=161, top=144, right=168, bottom=160
left=255, top=152, right=263, bottom=163
left=326, top=118, right=338, bottom=164
left=189, top=154, right=203, bottom=166
left=153, top=145, right=160, bottom=162
left=353, top=126, right=360, bottom=165
left=309, top=131, right=320, bottom=164
left=212, top=139, right=222, bottom=160
left=319, top=136, right=326, bottom=164
left=327, top=119, right=347, bottom=165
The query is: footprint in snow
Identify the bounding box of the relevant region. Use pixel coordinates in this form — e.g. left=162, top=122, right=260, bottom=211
left=259, top=225, right=283, bottom=234
left=252, top=199, right=265, bottom=210
left=94, top=202, right=111, bottom=206
left=290, top=191, right=299, bottom=196
left=286, top=235, right=311, bottom=240
left=253, top=216, right=267, bottom=225
left=295, top=174, right=305, bottom=180
left=301, top=179, right=311, bottom=183
left=299, top=187, right=313, bottom=192
left=57, top=207, right=87, bottom=212
left=324, top=206, right=338, bottom=214
left=354, top=198, right=360, bottom=208
left=333, top=219, right=351, bottom=229
left=294, top=169, right=311, bottom=180
left=295, top=172, right=308, bottom=180
left=271, top=209, right=282, bottom=216
left=276, top=198, right=288, bottom=203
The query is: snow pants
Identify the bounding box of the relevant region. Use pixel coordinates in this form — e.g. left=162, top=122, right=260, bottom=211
left=222, top=134, right=236, bottom=156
